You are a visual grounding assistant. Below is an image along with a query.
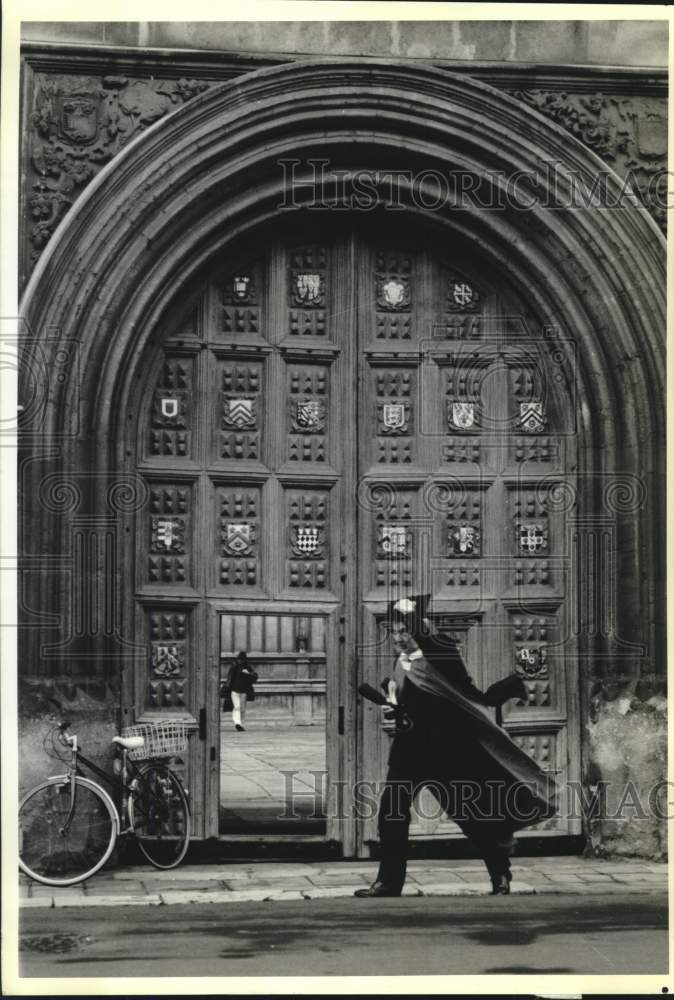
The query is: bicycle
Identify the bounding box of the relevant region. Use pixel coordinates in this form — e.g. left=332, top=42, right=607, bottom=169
left=19, top=718, right=191, bottom=887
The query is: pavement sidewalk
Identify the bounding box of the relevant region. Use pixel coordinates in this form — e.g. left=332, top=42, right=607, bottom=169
left=20, top=855, right=668, bottom=909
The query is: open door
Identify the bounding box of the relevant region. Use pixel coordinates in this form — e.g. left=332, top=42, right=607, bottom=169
left=123, top=217, right=580, bottom=853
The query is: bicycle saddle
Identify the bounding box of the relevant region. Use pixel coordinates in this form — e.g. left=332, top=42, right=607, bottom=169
left=112, top=735, right=145, bottom=750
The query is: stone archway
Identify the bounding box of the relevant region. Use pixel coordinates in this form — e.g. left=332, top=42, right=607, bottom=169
left=20, top=59, right=665, bottom=854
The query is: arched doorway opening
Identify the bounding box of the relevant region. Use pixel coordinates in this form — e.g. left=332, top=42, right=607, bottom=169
left=20, top=60, right=665, bottom=857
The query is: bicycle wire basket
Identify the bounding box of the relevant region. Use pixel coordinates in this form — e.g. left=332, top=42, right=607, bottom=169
left=120, top=720, right=188, bottom=761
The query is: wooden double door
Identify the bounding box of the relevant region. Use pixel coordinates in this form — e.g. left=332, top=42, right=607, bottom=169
left=127, top=220, right=581, bottom=851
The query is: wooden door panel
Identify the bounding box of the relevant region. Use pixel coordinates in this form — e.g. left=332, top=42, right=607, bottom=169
left=356, top=232, right=580, bottom=846
left=129, top=224, right=580, bottom=846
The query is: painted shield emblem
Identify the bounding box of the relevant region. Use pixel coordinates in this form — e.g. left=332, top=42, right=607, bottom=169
left=161, top=397, right=179, bottom=420
left=224, top=398, right=256, bottom=429
left=450, top=525, right=477, bottom=555
left=294, top=273, right=323, bottom=305
left=152, top=517, right=185, bottom=554
left=452, top=282, right=474, bottom=307
left=382, top=279, right=406, bottom=308
left=296, top=400, right=324, bottom=430
left=224, top=523, right=253, bottom=556
left=450, top=402, right=475, bottom=430
left=519, top=402, right=546, bottom=432
left=58, top=95, right=99, bottom=145
left=292, top=526, right=323, bottom=556
left=519, top=522, right=547, bottom=553
left=151, top=642, right=184, bottom=677
left=382, top=403, right=407, bottom=431
left=379, top=524, right=409, bottom=557
left=516, top=646, right=546, bottom=677
left=232, top=275, right=251, bottom=301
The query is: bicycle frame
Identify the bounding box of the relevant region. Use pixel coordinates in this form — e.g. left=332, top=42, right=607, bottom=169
left=55, top=733, right=145, bottom=837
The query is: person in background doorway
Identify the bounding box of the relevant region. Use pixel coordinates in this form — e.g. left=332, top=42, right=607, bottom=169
left=226, top=651, right=258, bottom=732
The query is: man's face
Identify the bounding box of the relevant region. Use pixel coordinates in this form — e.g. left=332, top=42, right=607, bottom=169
left=391, top=624, right=417, bottom=653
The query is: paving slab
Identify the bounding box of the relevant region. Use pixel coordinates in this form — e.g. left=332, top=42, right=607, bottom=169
left=141, top=879, right=222, bottom=892
left=53, top=894, right=163, bottom=908
left=20, top=897, right=54, bottom=908
left=17, top=857, right=668, bottom=910
left=159, top=889, right=239, bottom=905
left=223, top=876, right=314, bottom=890
left=420, top=881, right=535, bottom=896
left=83, top=881, right=146, bottom=895
left=112, top=865, right=226, bottom=881
left=612, top=872, right=668, bottom=883
left=408, top=872, right=467, bottom=884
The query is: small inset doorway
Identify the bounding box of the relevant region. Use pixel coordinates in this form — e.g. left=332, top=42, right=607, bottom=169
left=218, top=612, right=327, bottom=835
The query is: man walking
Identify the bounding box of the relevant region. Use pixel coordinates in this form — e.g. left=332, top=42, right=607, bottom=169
left=356, top=595, right=558, bottom=898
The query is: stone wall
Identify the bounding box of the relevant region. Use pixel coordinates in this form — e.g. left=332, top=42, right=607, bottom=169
left=21, top=19, right=668, bottom=67
left=19, top=40, right=668, bottom=288
left=16, top=28, right=667, bottom=858
left=19, top=677, right=118, bottom=795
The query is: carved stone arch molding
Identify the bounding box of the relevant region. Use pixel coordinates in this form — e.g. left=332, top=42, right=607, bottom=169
left=20, top=59, right=665, bottom=744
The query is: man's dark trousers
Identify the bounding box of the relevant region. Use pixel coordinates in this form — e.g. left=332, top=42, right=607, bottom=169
left=375, top=695, right=517, bottom=892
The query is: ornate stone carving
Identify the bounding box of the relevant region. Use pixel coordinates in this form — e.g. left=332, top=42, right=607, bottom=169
left=26, top=73, right=210, bottom=280
left=511, top=89, right=667, bottom=230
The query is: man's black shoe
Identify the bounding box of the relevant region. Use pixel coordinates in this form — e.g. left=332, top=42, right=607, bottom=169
left=354, top=881, right=401, bottom=898
left=490, top=873, right=511, bottom=895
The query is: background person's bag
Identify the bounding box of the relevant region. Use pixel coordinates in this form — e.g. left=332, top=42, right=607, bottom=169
left=244, top=667, right=258, bottom=700
left=221, top=679, right=234, bottom=712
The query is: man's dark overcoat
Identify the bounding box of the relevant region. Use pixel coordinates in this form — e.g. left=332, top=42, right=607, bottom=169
left=392, top=628, right=558, bottom=831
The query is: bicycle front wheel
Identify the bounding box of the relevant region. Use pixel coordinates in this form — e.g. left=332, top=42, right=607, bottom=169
left=129, top=763, right=190, bottom=869
left=19, top=776, right=118, bottom=886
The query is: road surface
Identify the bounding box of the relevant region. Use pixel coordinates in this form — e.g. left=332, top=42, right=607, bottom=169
left=18, top=891, right=667, bottom=979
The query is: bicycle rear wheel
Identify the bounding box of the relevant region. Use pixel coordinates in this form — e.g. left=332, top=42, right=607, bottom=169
left=129, top=763, right=190, bottom=869
left=19, top=776, right=118, bottom=886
